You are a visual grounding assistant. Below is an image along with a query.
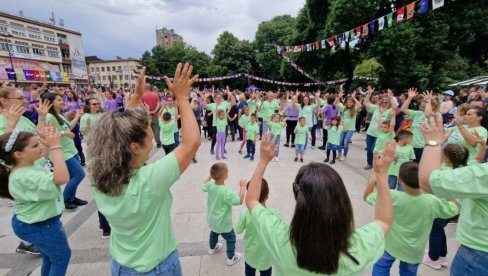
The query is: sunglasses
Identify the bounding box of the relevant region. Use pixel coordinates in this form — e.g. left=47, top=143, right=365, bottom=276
left=90, top=103, right=100, bottom=106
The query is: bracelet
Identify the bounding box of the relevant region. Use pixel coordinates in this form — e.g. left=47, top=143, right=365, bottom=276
left=49, top=146, right=63, bottom=151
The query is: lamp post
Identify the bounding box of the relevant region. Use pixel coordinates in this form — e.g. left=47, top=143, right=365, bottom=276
left=0, top=33, right=17, bottom=84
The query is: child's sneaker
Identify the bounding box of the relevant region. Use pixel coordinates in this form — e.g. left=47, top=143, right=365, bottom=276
left=294, top=157, right=298, bottom=162
left=102, top=232, right=111, bottom=239
left=440, top=257, right=449, bottom=267
left=226, top=253, right=242, bottom=266
left=330, top=160, right=336, bottom=164
left=208, top=243, right=223, bottom=255
left=243, top=154, right=250, bottom=159
left=300, top=158, right=304, bottom=163
left=275, top=157, right=279, bottom=162
left=324, top=158, right=329, bottom=163
left=250, top=156, right=254, bottom=161
left=423, top=253, right=442, bottom=270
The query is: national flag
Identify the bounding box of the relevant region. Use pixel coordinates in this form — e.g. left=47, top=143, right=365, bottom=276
left=369, top=21, right=376, bottom=34
left=432, top=0, right=444, bottom=10
left=362, top=23, right=369, bottom=37
left=378, top=16, right=385, bottom=31
left=397, top=7, right=405, bottom=23
left=407, top=2, right=416, bottom=20
left=419, top=0, right=429, bottom=13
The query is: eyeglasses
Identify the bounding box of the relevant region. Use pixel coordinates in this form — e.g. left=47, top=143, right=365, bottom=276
left=6, top=96, right=25, bottom=100
left=90, top=103, right=100, bottom=106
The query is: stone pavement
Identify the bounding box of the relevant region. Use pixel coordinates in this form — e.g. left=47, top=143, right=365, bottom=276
left=0, top=132, right=455, bottom=276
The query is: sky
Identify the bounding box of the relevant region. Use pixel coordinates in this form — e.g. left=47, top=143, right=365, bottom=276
left=2, top=0, right=304, bottom=59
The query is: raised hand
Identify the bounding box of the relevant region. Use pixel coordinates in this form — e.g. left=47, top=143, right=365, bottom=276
left=373, top=140, right=397, bottom=175
left=420, top=116, right=452, bottom=144
left=423, top=90, right=433, bottom=101
left=164, top=63, right=199, bottom=100
left=351, top=91, right=357, bottom=99
left=36, top=99, right=52, bottom=117
left=38, top=124, right=62, bottom=148
left=5, top=104, right=25, bottom=125
left=338, top=90, right=345, bottom=99
left=367, top=85, right=375, bottom=95
left=407, top=88, right=418, bottom=99
left=259, top=132, right=278, bottom=163
left=135, top=66, right=146, bottom=97
left=387, top=89, right=394, bottom=98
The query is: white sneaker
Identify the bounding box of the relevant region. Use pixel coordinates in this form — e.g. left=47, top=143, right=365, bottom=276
left=271, top=157, right=276, bottom=162
left=311, top=146, right=315, bottom=150
left=226, top=253, right=242, bottom=266
left=208, top=243, right=223, bottom=255
left=440, top=257, right=449, bottom=267
left=275, top=157, right=280, bottom=162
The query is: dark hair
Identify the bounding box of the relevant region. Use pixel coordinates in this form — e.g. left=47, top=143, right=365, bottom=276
left=67, top=90, right=78, bottom=101
left=396, top=130, right=413, bottom=140
left=250, top=113, right=257, bottom=118
left=471, top=107, right=488, bottom=130
left=210, top=163, right=227, bottom=180
left=301, top=96, right=310, bottom=108
left=327, top=96, right=336, bottom=109
left=398, top=162, right=419, bottom=188
left=246, top=178, right=269, bottom=203
left=84, top=97, right=103, bottom=114
left=382, top=120, right=391, bottom=126
left=0, top=131, right=35, bottom=200
left=443, top=144, right=469, bottom=169
left=162, top=112, right=171, bottom=121
left=41, top=92, right=65, bottom=126
left=331, top=116, right=341, bottom=126
left=290, top=163, right=358, bottom=274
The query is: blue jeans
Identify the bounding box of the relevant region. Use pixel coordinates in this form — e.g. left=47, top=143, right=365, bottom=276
left=12, top=215, right=71, bottom=276
left=210, top=230, right=236, bottom=259
left=451, top=245, right=488, bottom=276
left=63, top=154, right=86, bottom=201
left=245, top=262, right=272, bottom=276
left=246, top=140, right=256, bottom=157
left=111, top=250, right=181, bottom=276
left=339, top=130, right=354, bottom=156
left=173, top=132, right=180, bottom=147
left=388, top=175, right=404, bottom=191
left=270, top=134, right=281, bottom=157
left=413, top=147, right=423, bottom=163
left=262, top=120, right=269, bottom=134
left=366, top=135, right=377, bottom=166
left=372, top=251, right=419, bottom=276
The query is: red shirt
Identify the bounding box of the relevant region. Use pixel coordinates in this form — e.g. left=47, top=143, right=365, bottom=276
left=140, top=92, right=159, bottom=112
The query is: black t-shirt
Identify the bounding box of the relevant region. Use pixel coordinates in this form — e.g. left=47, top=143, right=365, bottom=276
left=228, top=104, right=238, bottom=120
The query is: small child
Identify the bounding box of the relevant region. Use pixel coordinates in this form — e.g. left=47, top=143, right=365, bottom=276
left=159, top=112, right=178, bottom=155
left=268, top=113, right=286, bottom=162
left=202, top=163, right=246, bottom=266
left=324, top=116, right=343, bottom=164
left=387, top=130, right=416, bottom=190
left=238, top=106, right=251, bottom=154
left=364, top=162, right=459, bottom=275
left=374, top=110, right=396, bottom=154
left=215, top=110, right=227, bottom=160
left=294, top=117, right=310, bottom=163
left=244, top=114, right=259, bottom=161
left=236, top=179, right=275, bottom=276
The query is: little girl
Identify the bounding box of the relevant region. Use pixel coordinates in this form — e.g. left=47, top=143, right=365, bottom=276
left=215, top=110, right=227, bottom=160
left=324, top=116, right=344, bottom=164
left=238, top=106, right=251, bottom=154
left=0, top=126, right=71, bottom=275
left=268, top=113, right=286, bottom=162
left=294, top=117, right=310, bottom=163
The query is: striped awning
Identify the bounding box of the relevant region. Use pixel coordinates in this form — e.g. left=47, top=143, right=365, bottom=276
left=449, top=76, right=488, bottom=86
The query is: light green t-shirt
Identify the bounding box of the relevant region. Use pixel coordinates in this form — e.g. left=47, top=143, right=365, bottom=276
left=261, top=101, right=279, bottom=122
left=268, top=121, right=285, bottom=136
left=294, top=125, right=309, bottom=145
left=246, top=99, right=260, bottom=117
left=161, top=106, right=176, bottom=119
left=387, top=144, right=416, bottom=176
left=236, top=207, right=274, bottom=271
left=246, top=122, right=259, bottom=141
left=367, top=191, right=458, bottom=264
left=374, top=131, right=396, bottom=153
left=0, top=115, right=36, bottom=135
left=327, top=125, right=343, bottom=146
left=446, top=125, right=488, bottom=163
left=46, top=113, right=78, bottom=160
left=202, top=180, right=241, bottom=234
left=159, top=120, right=177, bottom=146
left=251, top=204, right=385, bottom=275
left=9, top=159, right=64, bottom=224
left=299, top=104, right=316, bottom=128
left=238, top=114, right=251, bottom=129
left=80, top=113, right=103, bottom=142
left=407, top=110, right=426, bottom=148
left=340, top=104, right=358, bottom=131
left=215, top=118, right=227, bottom=132
left=366, top=105, right=392, bottom=137
left=94, top=153, right=181, bottom=273
left=206, top=102, right=230, bottom=126
left=430, top=163, right=488, bottom=253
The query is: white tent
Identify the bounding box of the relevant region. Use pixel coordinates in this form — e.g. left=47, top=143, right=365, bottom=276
left=449, top=76, right=488, bottom=87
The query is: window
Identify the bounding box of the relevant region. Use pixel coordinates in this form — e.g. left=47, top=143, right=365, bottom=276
left=28, top=31, right=42, bottom=39
left=32, top=48, right=45, bottom=56
left=97, top=76, right=101, bottom=81
left=102, top=76, right=106, bottom=81
left=57, top=34, right=68, bottom=44
left=0, top=24, right=8, bottom=33
left=112, top=75, right=117, bottom=80
left=0, top=40, right=13, bottom=51
left=61, top=49, right=70, bottom=59
left=47, top=50, right=59, bottom=57
left=96, top=67, right=100, bottom=72
left=44, top=34, right=55, bottom=42
left=125, top=75, right=129, bottom=80
left=117, top=66, right=122, bottom=71
left=123, top=66, right=128, bottom=71
left=16, top=45, right=29, bottom=53
left=131, top=84, right=135, bottom=88
left=62, top=64, right=72, bottom=74
left=112, top=66, right=116, bottom=71
left=101, top=67, right=105, bottom=72
left=11, top=27, right=25, bottom=36
left=106, top=66, right=110, bottom=71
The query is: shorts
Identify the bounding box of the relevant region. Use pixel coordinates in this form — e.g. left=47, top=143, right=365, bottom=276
left=327, top=144, right=340, bottom=151
left=295, top=144, right=305, bottom=153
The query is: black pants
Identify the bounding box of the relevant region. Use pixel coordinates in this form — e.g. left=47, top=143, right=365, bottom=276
left=245, top=262, right=272, bottom=276
left=228, top=121, right=238, bottom=141
left=311, top=121, right=321, bottom=147
left=321, top=129, right=329, bottom=148
left=74, top=142, right=85, bottom=165
left=258, top=118, right=263, bottom=138
left=285, top=120, right=297, bottom=144
left=246, top=140, right=256, bottom=156
left=98, top=211, right=111, bottom=233
left=163, top=143, right=177, bottom=155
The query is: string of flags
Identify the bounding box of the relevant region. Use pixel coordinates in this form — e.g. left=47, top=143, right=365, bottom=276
left=0, top=67, right=73, bottom=82
left=276, top=0, right=445, bottom=53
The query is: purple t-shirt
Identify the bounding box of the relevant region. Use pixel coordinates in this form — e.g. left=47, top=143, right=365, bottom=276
left=322, top=104, right=339, bottom=126
left=23, top=91, right=33, bottom=111
left=65, top=99, right=84, bottom=112
left=286, top=103, right=299, bottom=121
left=104, top=99, right=118, bottom=111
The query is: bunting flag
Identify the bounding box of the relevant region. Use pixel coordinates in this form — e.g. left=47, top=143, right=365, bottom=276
left=432, top=0, right=444, bottom=10
left=369, top=21, right=376, bottom=34
left=344, top=31, right=350, bottom=42
left=378, top=16, right=385, bottom=31
left=407, top=2, right=416, bottom=20
left=362, top=23, right=369, bottom=37
left=386, top=12, right=394, bottom=27
left=355, top=27, right=362, bottom=38
left=397, top=7, right=405, bottom=23
left=419, top=0, right=429, bottom=13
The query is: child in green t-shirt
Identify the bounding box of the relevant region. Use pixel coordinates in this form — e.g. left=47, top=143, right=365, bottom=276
left=364, top=162, right=459, bottom=275
left=268, top=113, right=286, bottom=162
left=324, top=116, right=344, bottom=164
left=215, top=110, right=228, bottom=160
left=159, top=112, right=178, bottom=155
left=293, top=117, right=310, bottom=163
left=374, top=110, right=396, bottom=154
left=202, top=163, right=246, bottom=266
left=238, top=106, right=251, bottom=154
left=387, top=130, right=415, bottom=190
left=236, top=178, right=275, bottom=275
left=244, top=114, right=259, bottom=161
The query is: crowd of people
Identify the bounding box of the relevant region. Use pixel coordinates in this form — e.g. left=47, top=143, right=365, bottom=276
left=0, top=63, right=487, bottom=276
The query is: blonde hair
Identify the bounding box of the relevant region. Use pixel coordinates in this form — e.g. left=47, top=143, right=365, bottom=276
left=0, top=86, right=18, bottom=108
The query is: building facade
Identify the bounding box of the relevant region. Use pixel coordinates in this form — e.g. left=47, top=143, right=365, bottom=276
left=86, top=56, right=140, bottom=89
left=156, top=27, right=183, bottom=48
left=0, top=11, right=88, bottom=85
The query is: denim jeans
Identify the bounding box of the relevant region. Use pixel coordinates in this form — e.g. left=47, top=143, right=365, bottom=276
left=210, top=230, right=236, bottom=259
left=173, top=131, right=180, bottom=147
left=12, top=215, right=71, bottom=276
left=64, top=154, right=86, bottom=201
left=245, top=262, right=272, bottom=276
left=339, top=130, right=354, bottom=156
left=366, top=135, right=377, bottom=166
left=451, top=245, right=488, bottom=276
left=270, top=134, right=281, bottom=157
left=388, top=175, right=404, bottom=191
left=246, top=140, right=256, bottom=157
left=262, top=120, right=269, bottom=134
left=111, top=250, right=182, bottom=276
left=413, top=147, right=424, bottom=163
left=372, top=250, right=419, bottom=276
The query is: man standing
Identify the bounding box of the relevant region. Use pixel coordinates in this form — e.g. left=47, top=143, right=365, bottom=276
left=141, top=84, right=162, bottom=148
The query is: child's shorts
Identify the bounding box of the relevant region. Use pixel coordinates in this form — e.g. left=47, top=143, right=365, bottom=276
left=295, top=144, right=305, bottom=153
left=327, top=144, right=340, bottom=151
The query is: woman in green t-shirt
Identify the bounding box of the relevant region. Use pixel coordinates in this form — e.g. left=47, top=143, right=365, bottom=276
left=80, top=96, right=104, bottom=142
left=245, top=133, right=395, bottom=275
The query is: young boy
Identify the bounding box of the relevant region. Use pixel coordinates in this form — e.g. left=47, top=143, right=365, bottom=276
left=294, top=117, right=310, bottom=163
left=388, top=130, right=416, bottom=190
left=236, top=179, right=276, bottom=276
left=244, top=114, right=259, bottom=161
left=203, top=163, right=246, bottom=266
left=159, top=112, right=178, bottom=155
left=374, top=110, right=396, bottom=154
left=363, top=162, right=459, bottom=275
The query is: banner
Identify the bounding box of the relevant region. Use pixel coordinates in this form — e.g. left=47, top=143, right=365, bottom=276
left=432, top=0, right=444, bottom=10
left=407, top=2, right=416, bottom=20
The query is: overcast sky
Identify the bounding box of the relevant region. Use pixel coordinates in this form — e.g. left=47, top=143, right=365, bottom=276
left=2, top=0, right=303, bottom=59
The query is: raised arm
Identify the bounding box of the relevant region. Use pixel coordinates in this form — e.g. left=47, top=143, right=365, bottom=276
left=389, top=110, right=396, bottom=133
left=473, top=130, right=487, bottom=163
left=334, top=91, right=343, bottom=108
left=164, top=63, right=200, bottom=173
left=423, top=90, right=434, bottom=117
left=373, top=141, right=396, bottom=235
left=401, top=89, right=416, bottom=115
left=126, top=67, right=146, bottom=109
left=38, top=124, right=69, bottom=185
left=455, top=114, right=479, bottom=146
left=363, top=173, right=377, bottom=201
left=387, top=89, right=398, bottom=110
left=364, top=86, right=374, bottom=111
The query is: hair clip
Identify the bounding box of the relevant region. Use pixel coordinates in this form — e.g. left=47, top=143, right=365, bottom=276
left=5, top=128, right=21, bottom=153
left=293, top=183, right=300, bottom=193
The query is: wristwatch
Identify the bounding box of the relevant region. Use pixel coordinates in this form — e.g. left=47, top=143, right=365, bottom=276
left=426, top=140, right=440, bottom=147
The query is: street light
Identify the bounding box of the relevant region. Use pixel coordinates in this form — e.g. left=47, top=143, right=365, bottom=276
left=0, top=33, right=17, bottom=84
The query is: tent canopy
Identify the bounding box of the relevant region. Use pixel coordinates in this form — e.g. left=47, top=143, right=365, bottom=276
left=246, top=84, right=259, bottom=91
left=449, top=76, right=488, bottom=87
